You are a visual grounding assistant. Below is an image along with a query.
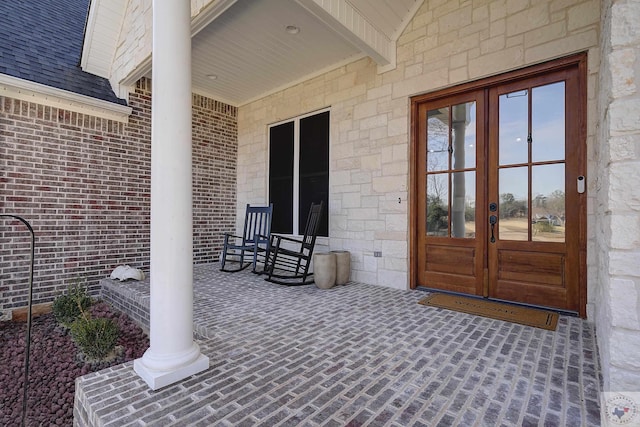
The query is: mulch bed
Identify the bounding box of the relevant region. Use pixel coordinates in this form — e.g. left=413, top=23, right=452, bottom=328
left=0, top=302, right=149, bottom=426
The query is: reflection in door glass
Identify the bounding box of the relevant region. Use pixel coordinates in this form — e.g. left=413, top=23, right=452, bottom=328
left=451, top=171, right=475, bottom=238
left=427, top=108, right=449, bottom=172
left=426, top=173, right=449, bottom=236
left=499, top=90, right=529, bottom=165
left=452, top=102, right=476, bottom=170
left=532, top=82, right=565, bottom=162
left=499, top=167, right=528, bottom=241
left=532, top=164, right=565, bottom=242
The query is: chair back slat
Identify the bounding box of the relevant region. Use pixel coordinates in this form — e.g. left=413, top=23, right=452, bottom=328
left=242, top=204, right=273, bottom=244
left=301, top=201, right=323, bottom=250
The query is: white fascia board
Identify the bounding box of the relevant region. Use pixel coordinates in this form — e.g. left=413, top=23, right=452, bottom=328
left=294, top=0, right=394, bottom=69
left=81, top=0, right=128, bottom=78
left=0, top=74, right=132, bottom=123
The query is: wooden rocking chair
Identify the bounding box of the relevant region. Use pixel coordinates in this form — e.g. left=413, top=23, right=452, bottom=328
left=220, top=204, right=273, bottom=273
left=262, top=201, right=324, bottom=285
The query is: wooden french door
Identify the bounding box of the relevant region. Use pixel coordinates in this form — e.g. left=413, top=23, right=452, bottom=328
left=412, top=55, right=587, bottom=315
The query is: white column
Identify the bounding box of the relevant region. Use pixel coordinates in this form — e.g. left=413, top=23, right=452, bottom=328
left=134, top=0, right=209, bottom=390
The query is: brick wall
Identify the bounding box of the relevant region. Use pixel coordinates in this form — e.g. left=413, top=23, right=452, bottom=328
left=0, top=78, right=237, bottom=319
left=192, top=93, right=238, bottom=263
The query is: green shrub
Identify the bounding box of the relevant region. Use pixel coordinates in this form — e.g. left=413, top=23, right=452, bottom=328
left=52, top=281, right=92, bottom=327
left=70, top=316, right=119, bottom=361
left=533, top=221, right=555, bottom=234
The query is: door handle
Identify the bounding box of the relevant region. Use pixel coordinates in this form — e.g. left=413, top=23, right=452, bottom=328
left=489, top=215, right=497, bottom=243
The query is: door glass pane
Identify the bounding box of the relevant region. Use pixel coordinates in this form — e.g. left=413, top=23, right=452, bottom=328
left=451, top=171, right=475, bottom=238
left=532, top=82, right=565, bottom=162
left=499, top=167, right=529, bottom=241
left=452, top=102, right=476, bottom=170
left=427, top=108, right=449, bottom=172
left=499, top=90, right=529, bottom=165
left=532, top=164, right=565, bottom=242
left=426, top=173, right=449, bottom=236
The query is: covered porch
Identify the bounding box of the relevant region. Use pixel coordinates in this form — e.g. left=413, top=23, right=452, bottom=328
left=74, top=265, right=601, bottom=426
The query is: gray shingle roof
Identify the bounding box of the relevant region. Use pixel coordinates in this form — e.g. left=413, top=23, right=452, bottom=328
left=0, top=0, right=126, bottom=105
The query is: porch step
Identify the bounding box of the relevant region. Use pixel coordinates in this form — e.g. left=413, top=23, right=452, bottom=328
left=99, top=277, right=150, bottom=333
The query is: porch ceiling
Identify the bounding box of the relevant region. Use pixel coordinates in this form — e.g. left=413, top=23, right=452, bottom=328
left=191, top=0, right=422, bottom=105
left=83, top=0, right=423, bottom=106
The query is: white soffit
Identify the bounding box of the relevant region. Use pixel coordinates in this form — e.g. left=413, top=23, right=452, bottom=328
left=83, top=0, right=424, bottom=106
left=191, top=0, right=362, bottom=105
left=294, top=0, right=393, bottom=66
left=81, top=0, right=127, bottom=78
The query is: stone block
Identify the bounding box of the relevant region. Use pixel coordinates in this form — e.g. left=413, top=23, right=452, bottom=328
left=367, top=84, right=392, bottom=101
left=608, top=251, right=640, bottom=277
left=469, top=46, right=524, bottom=79
left=610, top=328, right=640, bottom=371
left=609, top=99, right=640, bottom=133
left=525, top=29, right=598, bottom=64
left=608, top=366, right=640, bottom=392
left=506, top=4, right=549, bottom=36
left=348, top=208, right=379, bottom=221
left=360, top=115, right=388, bottom=130
left=377, top=269, right=407, bottom=290
left=353, top=100, right=379, bottom=121
left=610, top=215, right=640, bottom=250
left=438, top=6, right=473, bottom=34
left=380, top=240, right=408, bottom=258
left=567, top=0, right=600, bottom=32
left=609, top=278, right=640, bottom=329
left=609, top=162, right=640, bottom=210
left=450, top=67, right=470, bottom=84
left=611, top=1, right=640, bottom=47
left=383, top=257, right=408, bottom=272
left=372, top=176, right=404, bottom=193
left=609, top=135, right=639, bottom=162
left=524, top=21, right=567, bottom=48
left=383, top=214, right=407, bottom=232
left=489, top=1, right=507, bottom=21
left=388, top=117, right=408, bottom=137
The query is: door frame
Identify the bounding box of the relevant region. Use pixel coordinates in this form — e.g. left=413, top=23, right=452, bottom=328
left=409, top=52, right=588, bottom=317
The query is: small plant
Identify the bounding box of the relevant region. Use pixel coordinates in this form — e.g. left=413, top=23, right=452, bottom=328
left=533, top=221, right=555, bottom=234
left=52, top=280, right=93, bottom=328
left=70, top=315, right=120, bottom=361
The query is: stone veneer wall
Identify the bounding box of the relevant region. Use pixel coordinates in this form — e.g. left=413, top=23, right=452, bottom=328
left=595, top=0, right=640, bottom=391
left=0, top=78, right=237, bottom=320
left=237, top=0, right=601, bottom=299
left=110, top=0, right=216, bottom=94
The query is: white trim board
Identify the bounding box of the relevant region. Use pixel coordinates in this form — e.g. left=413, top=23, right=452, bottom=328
left=0, top=74, right=132, bottom=123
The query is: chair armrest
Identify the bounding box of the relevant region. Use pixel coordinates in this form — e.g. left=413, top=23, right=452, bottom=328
left=269, top=234, right=305, bottom=255
left=223, top=233, right=244, bottom=244
left=271, top=234, right=303, bottom=245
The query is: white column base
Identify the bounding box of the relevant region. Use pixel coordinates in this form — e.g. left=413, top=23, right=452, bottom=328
left=134, top=352, right=209, bottom=390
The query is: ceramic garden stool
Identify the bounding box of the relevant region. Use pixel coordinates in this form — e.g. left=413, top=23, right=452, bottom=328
left=330, top=250, right=351, bottom=285
left=313, top=252, right=336, bottom=289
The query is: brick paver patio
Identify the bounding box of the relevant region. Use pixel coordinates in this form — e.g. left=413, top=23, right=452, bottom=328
left=74, top=264, right=601, bottom=426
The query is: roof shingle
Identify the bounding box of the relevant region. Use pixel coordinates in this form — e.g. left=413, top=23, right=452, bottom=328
left=0, top=0, right=126, bottom=105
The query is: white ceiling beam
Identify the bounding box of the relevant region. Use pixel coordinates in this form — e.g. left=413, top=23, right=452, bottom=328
left=294, top=0, right=395, bottom=69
